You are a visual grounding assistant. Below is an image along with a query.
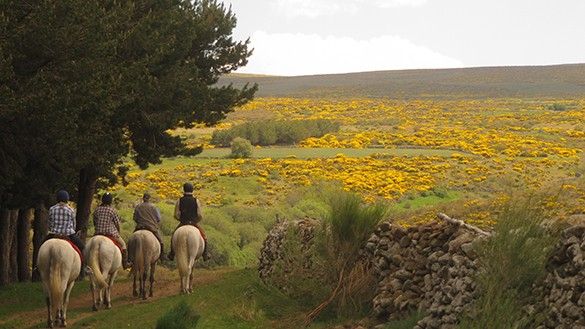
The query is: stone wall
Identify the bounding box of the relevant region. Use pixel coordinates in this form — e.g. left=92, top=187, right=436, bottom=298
left=535, top=224, right=585, bottom=328
left=258, top=218, right=317, bottom=289
left=258, top=216, right=585, bottom=329
left=364, top=215, right=488, bottom=329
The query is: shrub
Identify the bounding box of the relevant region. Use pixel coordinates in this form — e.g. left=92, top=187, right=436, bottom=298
left=211, top=119, right=340, bottom=147
left=459, top=195, right=560, bottom=328
left=156, top=300, right=199, bottom=329
left=545, top=103, right=567, bottom=111
left=229, top=137, right=252, bottom=158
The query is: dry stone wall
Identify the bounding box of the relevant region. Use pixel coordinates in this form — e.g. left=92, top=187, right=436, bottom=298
left=364, top=215, right=488, bottom=329
left=535, top=224, right=585, bottom=329
left=258, top=216, right=585, bottom=329
left=258, top=218, right=317, bottom=288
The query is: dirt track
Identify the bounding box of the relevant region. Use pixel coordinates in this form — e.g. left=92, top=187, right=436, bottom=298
left=0, top=267, right=228, bottom=329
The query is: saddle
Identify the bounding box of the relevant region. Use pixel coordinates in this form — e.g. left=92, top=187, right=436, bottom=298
left=96, top=234, right=124, bottom=253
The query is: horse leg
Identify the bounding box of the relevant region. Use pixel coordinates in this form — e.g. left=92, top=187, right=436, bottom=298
left=105, top=271, right=117, bottom=309
left=132, top=273, right=138, bottom=297
left=46, top=297, right=54, bottom=328
left=188, top=266, right=195, bottom=294
left=90, top=278, right=98, bottom=311
left=149, top=262, right=156, bottom=298
left=61, top=280, right=75, bottom=327
left=99, top=288, right=105, bottom=308
left=141, top=271, right=147, bottom=300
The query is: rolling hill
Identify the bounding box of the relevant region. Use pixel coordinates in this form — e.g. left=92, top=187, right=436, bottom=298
left=220, top=63, right=585, bottom=98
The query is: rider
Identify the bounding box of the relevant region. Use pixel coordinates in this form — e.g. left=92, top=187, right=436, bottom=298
left=92, top=193, right=130, bottom=269
left=46, top=190, right=85, bottom=272
left=167, top=182, right=210, bottom=261
left=133, top=193, right=165, bottom=260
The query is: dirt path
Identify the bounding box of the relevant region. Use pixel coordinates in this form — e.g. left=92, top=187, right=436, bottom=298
left=1, top=267, right=230, bottom=329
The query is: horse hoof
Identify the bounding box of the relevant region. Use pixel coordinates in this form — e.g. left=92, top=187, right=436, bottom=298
left=48, top=321, right=54, bottom=328
left=133, top=291, right=138, bottom=297
left=60, top=320, right=67, bottom=327
left=92, top=305, right=98, bottom=312
left=106, top=304, right=112, bottom=309
left=149, top=292, right=153, bottom=298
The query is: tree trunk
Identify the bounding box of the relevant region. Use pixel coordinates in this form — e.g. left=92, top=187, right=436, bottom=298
left=76, top=167, right=97, bottom=242
left=17, top=208, right=32, bottom=282
left=32, top=202, right=48, bottom=282
left=0, top=208, right=18, bottom=286
left=9, top=209, right=18, bottom=283
left=0, top=208, right=10, bottom=286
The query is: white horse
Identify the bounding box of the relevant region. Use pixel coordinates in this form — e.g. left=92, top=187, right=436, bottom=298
left=38, top=239, right=81, bottom=328
left=172, top=225, right=205, bottom=294
left=127, top=230, right=160, bottom=299
left=84, top=235, right=122, bottom=311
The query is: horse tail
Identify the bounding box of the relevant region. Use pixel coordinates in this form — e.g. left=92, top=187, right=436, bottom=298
left=187, top=232, right=199, bottom=272
left=176, top=232, right=189, bottom=277
left=48, top=253, right=63, bottom=316
left=133, top=234, right=144, bottom=277
left=89, top=242, right=108, bottom=288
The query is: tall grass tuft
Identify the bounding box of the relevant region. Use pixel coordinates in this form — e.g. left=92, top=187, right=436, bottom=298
left=459, top=195, right=560, bottom=329
left=156, top=300, right=200, bottom=329
left=321, top=191, right=387, bottom=270
left=307, top=190, right=387, bottom=322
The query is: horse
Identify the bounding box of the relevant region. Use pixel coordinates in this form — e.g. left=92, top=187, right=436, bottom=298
left=84, top=235, right=122, bottom=311
left=37, top=238, right=81, bottom=328
left=127, top=230, right=160, bottom=299
left=172, top=225, right=205, bottom=294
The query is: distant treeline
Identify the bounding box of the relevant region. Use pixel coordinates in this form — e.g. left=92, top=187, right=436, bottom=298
left=211, top=119, right=340, bottom=146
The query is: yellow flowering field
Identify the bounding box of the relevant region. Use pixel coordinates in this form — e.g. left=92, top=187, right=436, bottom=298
left=113, top=97, right=585, bottom=227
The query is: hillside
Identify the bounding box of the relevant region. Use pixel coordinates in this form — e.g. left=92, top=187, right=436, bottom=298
left=221, top=63, right=585, bottom=98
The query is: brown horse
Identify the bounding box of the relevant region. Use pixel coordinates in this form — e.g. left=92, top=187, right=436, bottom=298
left=172, top=225, right=205, bottom=294
left=84, top=235, right=122, bottom=311
left=127, top=230, right=160, bottom=299
left=38, top=239, right=81, bottom=328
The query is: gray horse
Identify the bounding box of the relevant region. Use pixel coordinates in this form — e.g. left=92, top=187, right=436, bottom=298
left=128, top=230, right=160, bottom=299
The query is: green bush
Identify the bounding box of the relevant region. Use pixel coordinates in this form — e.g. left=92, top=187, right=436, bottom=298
left=211, top=119, right=340, bottom=146
left=156, top=300, right=199, bottom=329
left=229, top=137, right=253, bottom=158
left=545, top=103, right=567, bottom=111
left=459, top=195, right=560, bottom=329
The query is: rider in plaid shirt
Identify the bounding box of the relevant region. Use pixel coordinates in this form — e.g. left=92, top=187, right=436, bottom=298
left=92, top=193, right=130, bottom=269
left=46, top=190, right=85, bottom=274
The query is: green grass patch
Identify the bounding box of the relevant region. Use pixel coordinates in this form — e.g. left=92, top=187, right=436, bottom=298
left=58, top=269, right=337, bottom=329
left=393, top=190, right=461, bottom=211
left=192, top=147, right=456, bottom=159
left=156, top=300, right=200, bottom=329
left=0, top=280, right=90, bottom=320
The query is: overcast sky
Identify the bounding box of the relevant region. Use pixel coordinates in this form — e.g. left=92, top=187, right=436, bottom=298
left=222, top=0, right=585, bottom=76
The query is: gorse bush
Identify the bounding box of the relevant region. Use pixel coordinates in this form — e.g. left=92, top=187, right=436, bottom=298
left=459, top=194, right=560, bottom=329
left=211, top=119, right=340, bottom=146
left=230, top=137, right=253, bottom=158
left=156, top=300, right=200, bottom=329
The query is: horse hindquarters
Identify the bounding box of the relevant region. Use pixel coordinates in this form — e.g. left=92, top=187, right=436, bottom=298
left=40, top=248, right=65, bottom=328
